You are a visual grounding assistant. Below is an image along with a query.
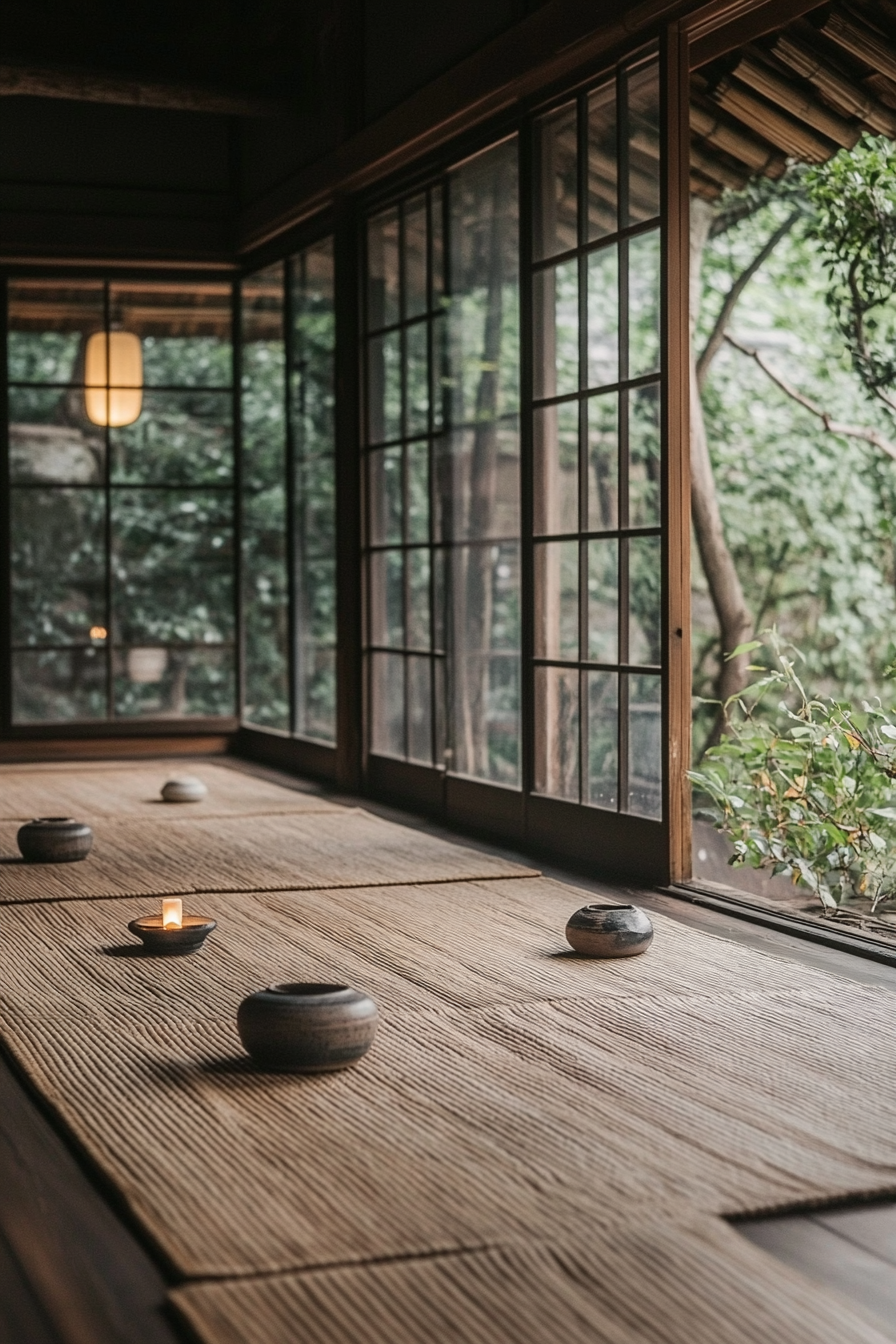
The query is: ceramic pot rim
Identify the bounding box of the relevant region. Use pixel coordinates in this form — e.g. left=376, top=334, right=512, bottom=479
left=25, top=816, right=80, bottom=827
left=267, top=982, right=353, bottom=998
left=581, top=903, right=636, bottom=912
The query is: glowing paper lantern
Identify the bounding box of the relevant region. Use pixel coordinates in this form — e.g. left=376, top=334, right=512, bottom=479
left=84, top=330, right=143, bottom=427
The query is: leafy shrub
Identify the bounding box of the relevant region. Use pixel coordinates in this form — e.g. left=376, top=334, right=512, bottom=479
left=690, top=633, right=896, bottom=913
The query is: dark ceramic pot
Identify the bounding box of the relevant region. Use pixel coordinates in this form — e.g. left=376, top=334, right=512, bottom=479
left=565, top=903, right=653, bottom=958
left=127, top=914, right=217, bottom=955
left=161, top=775, right=208, bottom=803
left=17, top=817, right=93, bottom=864
left=237, top=983, right=379, bottom=1073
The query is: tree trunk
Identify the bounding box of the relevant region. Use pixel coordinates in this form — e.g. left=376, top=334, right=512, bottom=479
left=689, top=197, right=753, bottom=742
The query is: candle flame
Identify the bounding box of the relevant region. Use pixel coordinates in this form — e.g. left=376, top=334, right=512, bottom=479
left=162, top=898, right=183, bottom=930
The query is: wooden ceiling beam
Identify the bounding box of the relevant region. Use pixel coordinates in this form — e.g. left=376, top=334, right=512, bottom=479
left=689, top=140, right=751, bottom=188
left=0, top=63, right=287, bottom=117
left=710, top=73, right=838, bottom=159
left=690, top=98, right=788, bottom=174
left=819, top=10, right=896, bottom=86
left=772, top=31, right=896, bottom=136
left=731, top=51, right=860, bottom=146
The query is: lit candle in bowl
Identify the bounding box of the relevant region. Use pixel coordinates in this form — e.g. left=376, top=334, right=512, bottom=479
left=128, top=898, right=216, bottom=956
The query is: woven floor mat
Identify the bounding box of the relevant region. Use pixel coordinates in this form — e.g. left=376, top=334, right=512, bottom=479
left=0, top=760, right=341, bottom=821
left=3, top=890, right=896, bottom=1278
left=171, top=1215, right=893, bottom=1344
left=0, top=810, right=536, bottom=903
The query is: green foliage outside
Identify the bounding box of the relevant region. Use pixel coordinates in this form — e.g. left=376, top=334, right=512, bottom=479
left=690, top=633, right=896, bottom=916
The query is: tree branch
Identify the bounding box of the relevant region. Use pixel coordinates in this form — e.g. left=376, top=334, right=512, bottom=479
left=725, top=332, right=896, bottom=462
left=697, top=210, right=802, bottom=392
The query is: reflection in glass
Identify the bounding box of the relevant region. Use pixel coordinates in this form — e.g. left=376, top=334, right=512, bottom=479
left=407, top=654, right=433, bottom=764
left=534, top=399, right=578, bottom=537
left=628, top=672, right=661, bottom=817
left=588, top=81, right=617, bottom=242
left=293, top=238, right=337, bottom=743
left=13, top=648, right=107, bottom=722
left=628, top=230, right=660, bottom=379
left=371, top=651, right=404, bottom=756
left=587, top=670, right=618, bottom=809
left=587, top=245, right=619, bottom=388
left=587, top=392, right=618, bottom=531
left=112, top=489, right=234, bottom=646
left=534, top=260, right=578, bottom=400
left=629, top=534, right=661, bottom=666
left=534, top=101, right=578, bottom=262
left=406, top=321, right=429, bottom=435
left=242, top=485, right=289, bottom=729
left=587, top=539, right=618, bottom=662
left=111, top=282, right=232, bottom=387
left=404, top=195, right=429, bottom=319
left=369, top=549, right=404, bottom=647
left=7, top=280, right=104, bottom=384
left=407, top=548, right=431, bottom=650
left=627, top=62, right=660, bottom=226
left=113, top=390, right=233, bottom=486
left=9, top=386, right=104, bottom=484
left=407, top=441, right=429, bottom=543
left=367, top=330, right=402, bottom=444
left=534, top=665, right=579, bottom=799
left=534, top=540, right=578, bottom=660
left=114, top=645, right=234, bottom=719
left=367, top=207, right=400, bottom=330
left=369, top=446, right=403, bottom=545
left=450, top=542, right=520, bottom=785
left=435, top=420, right=520, bottom=543
left=11, top=488, right=106, bottom=645
left=629, top=382, right=660, bottom=527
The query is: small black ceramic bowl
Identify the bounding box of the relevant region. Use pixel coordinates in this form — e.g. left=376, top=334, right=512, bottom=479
left=237, top=983, right=379, bottom=1073
left=565, top=903, right=654, bottom=958
left=127, top=914, right=217, bottom=955
left=17, top=817, right=93, bottom=864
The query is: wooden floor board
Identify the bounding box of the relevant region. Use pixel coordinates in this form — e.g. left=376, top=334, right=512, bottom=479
left=0, top=1054, right=180, bottom=1344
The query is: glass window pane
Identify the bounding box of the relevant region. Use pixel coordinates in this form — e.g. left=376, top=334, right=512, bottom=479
left=627, top=61, right=660, bottom=227
left=369, top=446, right=403, bottom=546
left=407, top=548, right=431, bottom=650
left=534, top=260, right=578, bottom=400
left=7, top=280, right=104, bottom=384
left=587, top=392, right=619, bottom=531
left=297, top=455, right=335, bottom=557
left=587, top=81, right=617, bottom=242
left=113, top=390, right=233, bottom=486
left=407, top=654, right=433, bottom=764
left=367, top=330, right=402, bottom=445
left=534, top=664, right=579, bottom=800
left=431, top=186, right=445, bottom=303
left=406, top=321, right=429, bottom=436
left=291, top=240, right=336, bottom=458
left=433, top=547, right=446, bottom=654
left=431, top=313, right=447, bottom=432
left=407, top=441, right=429, bottom=543
left=369, top=549, right=404, bottom=647
left=111, top=489, right=234, bottom=645
left=534, top=539, right=578, bottom=660
left=586, top=670, right=618, bottom=809
left=9, top=386, right=103, bottom=484
left=587, top=244, right=619, bottom=389
left=533, top=399, right=578, bottom=537
left=371, top=651, right=404, bottom=756
left=434, top=420, right=520, bottom=543
left=114, top=645, right=234, bottom=719
left=629, top=534, right=661, bottom=666
left=111, top=282, right=232, bottom=387
left=13, top=648, right=107, bottom=723
left=296, top=642, right=336, bottom=743
left=448, top=141, right=519, bottom=427
left=587, top=539, right=618, bottom=663
left=533, top=101, right=578, bottom=262
left=629, top=382, right=660, bottom=528
left=367, top=207, right=400, bottom=330
left=243, top=484, right=289, bottom=730
left=11, top=487, right=106, bottom=645
left=628, top=672, right=661, bottom=818
left=404, top=194, right=429, bottom=320
left=628, top=229, right=660, bottom=379
left=449, top=542, right=520, bottom=786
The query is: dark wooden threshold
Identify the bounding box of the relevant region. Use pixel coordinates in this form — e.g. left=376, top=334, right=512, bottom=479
left=0, top=735, right=232, bottom=764
left=0, top=1050, right=183, bottom=1344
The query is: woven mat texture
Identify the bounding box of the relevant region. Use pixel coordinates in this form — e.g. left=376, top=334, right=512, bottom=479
left=3, top=880, right=896, bottom=1283
left=171, top=1216, right=893, bottom=1344
left=0, top=811, right=535, bottom=903
left=0, top=761, right=341, bottom=820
